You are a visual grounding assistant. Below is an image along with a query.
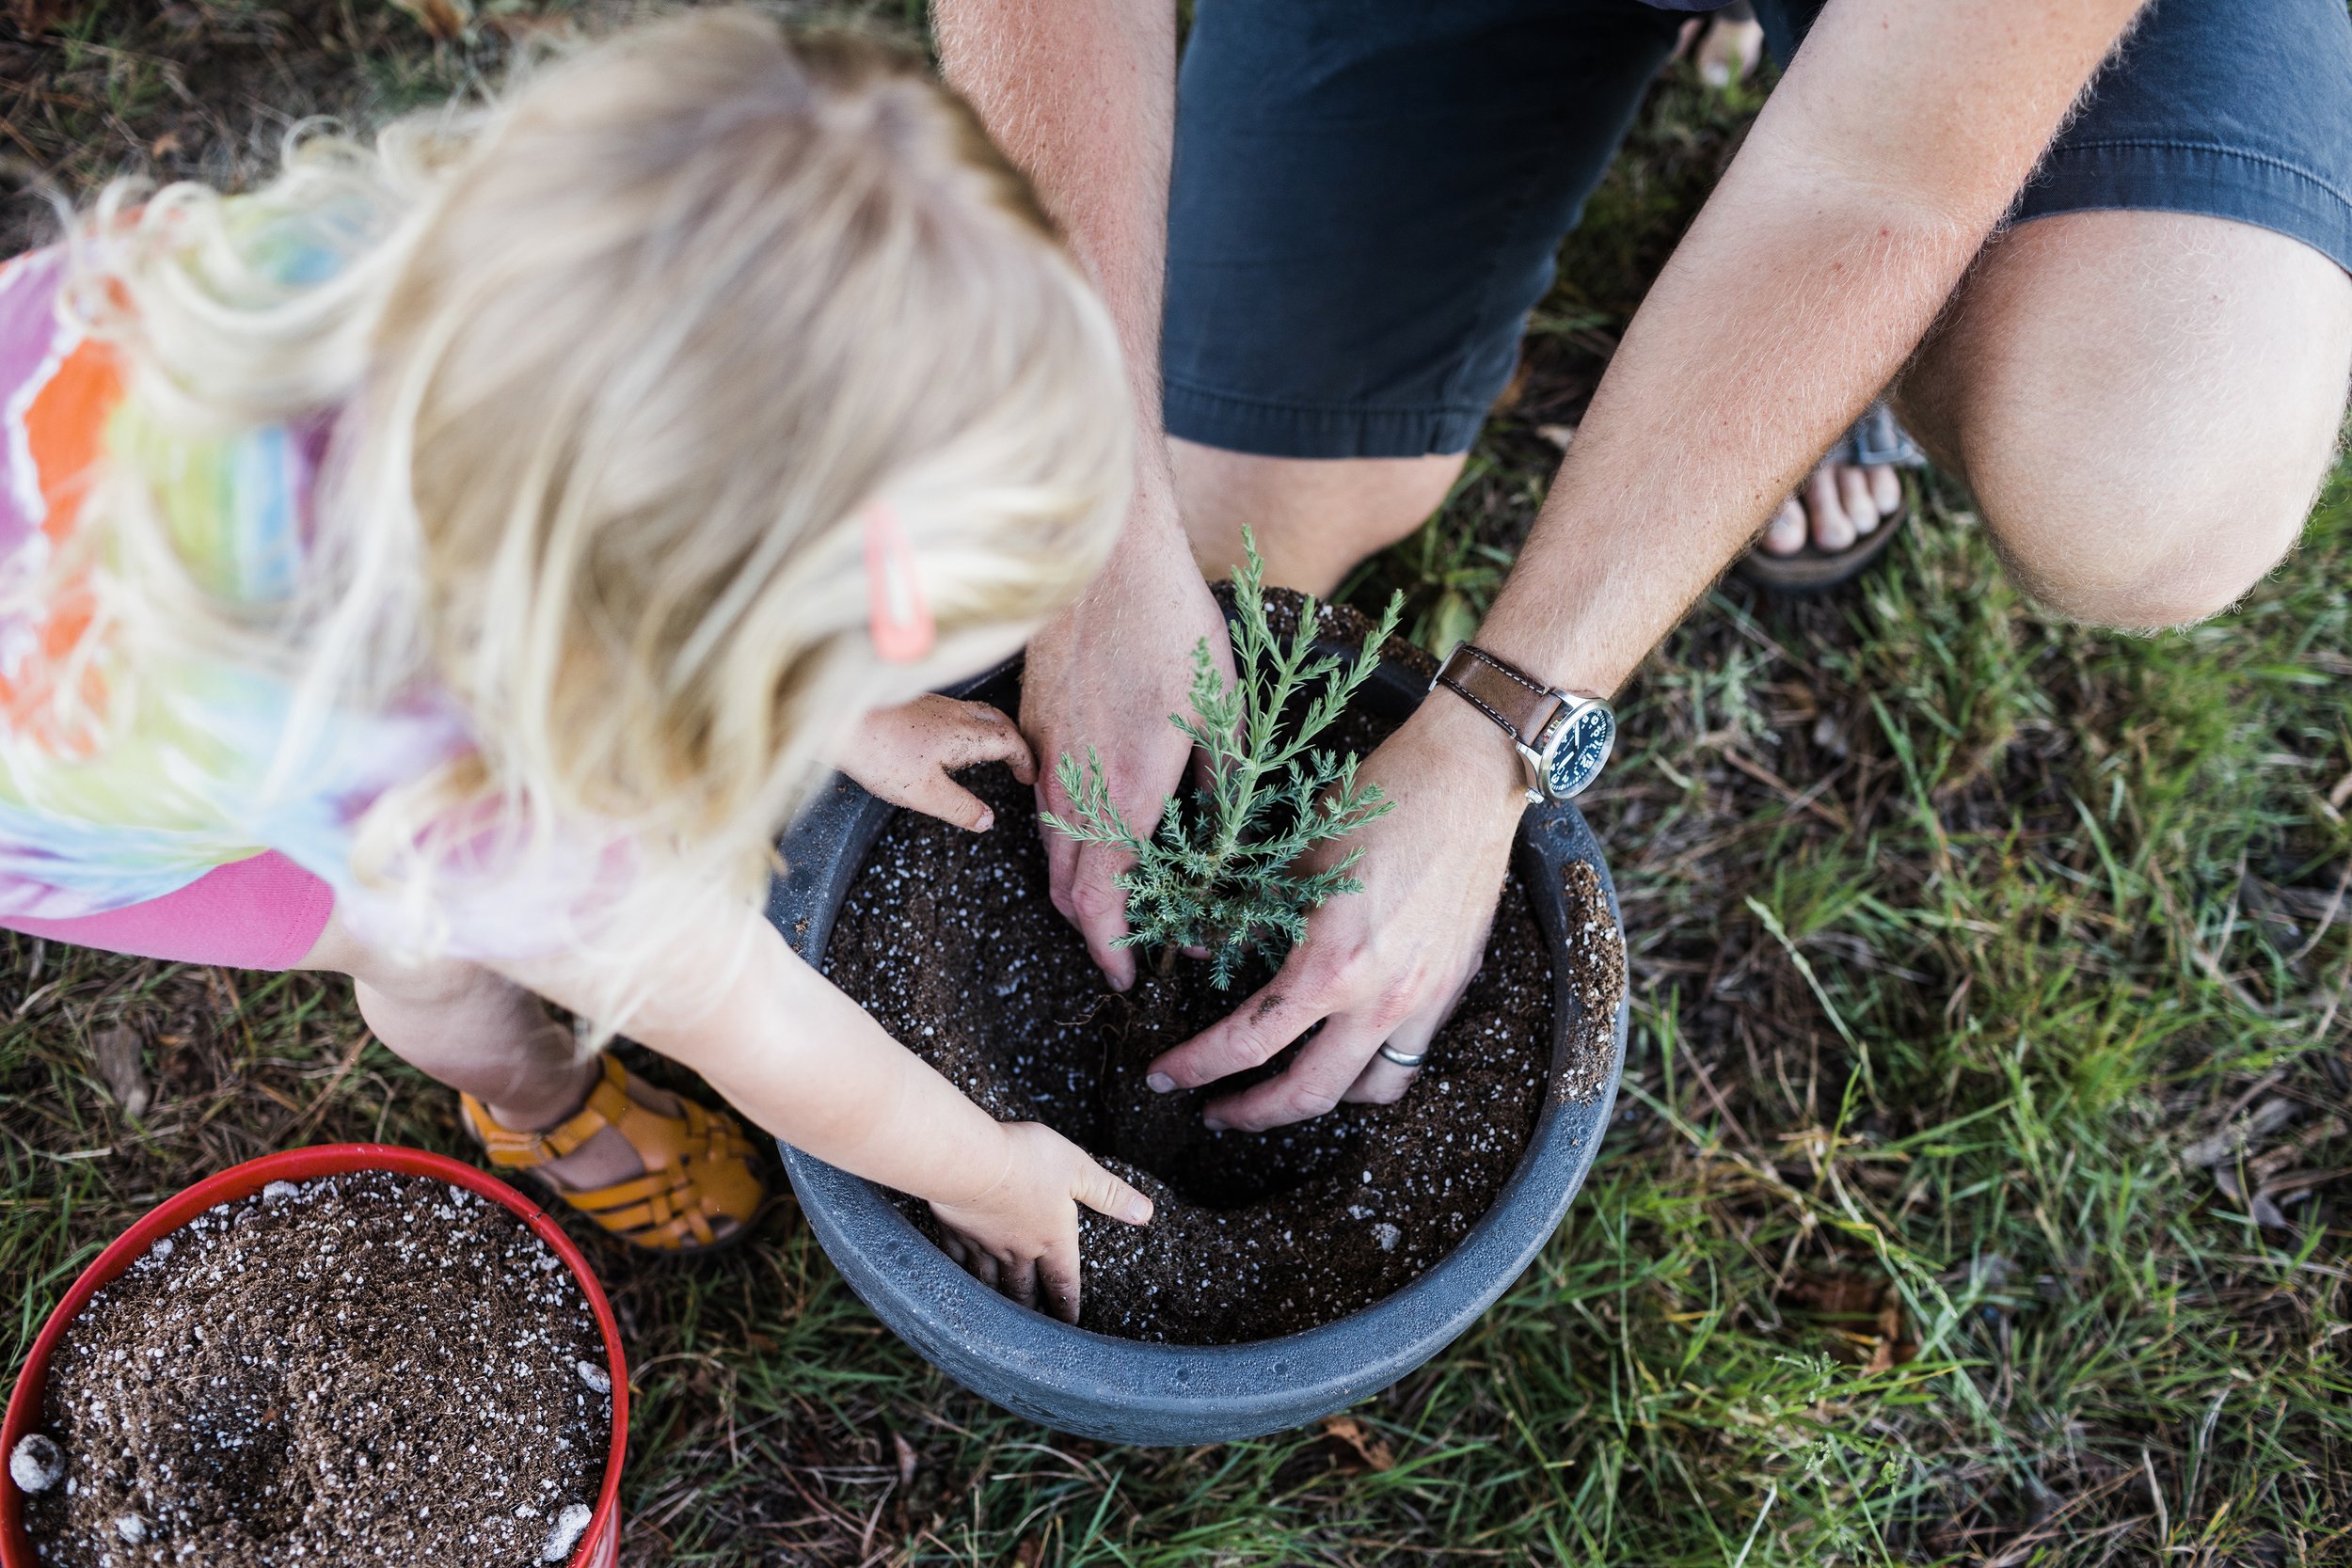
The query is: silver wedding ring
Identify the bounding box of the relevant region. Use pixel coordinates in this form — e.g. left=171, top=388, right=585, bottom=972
left=1375, top=1043, right=1427, bottom=1069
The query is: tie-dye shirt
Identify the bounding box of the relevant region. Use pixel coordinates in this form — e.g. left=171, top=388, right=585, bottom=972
left=0, top=243, right=477, bottom=937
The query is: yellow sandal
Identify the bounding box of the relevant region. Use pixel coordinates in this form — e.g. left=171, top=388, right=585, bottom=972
left=461, top=1053, right=770, bottom=1253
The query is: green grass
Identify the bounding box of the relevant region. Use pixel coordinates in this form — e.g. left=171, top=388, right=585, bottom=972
left=4, top=8, right=2349, bottom=1564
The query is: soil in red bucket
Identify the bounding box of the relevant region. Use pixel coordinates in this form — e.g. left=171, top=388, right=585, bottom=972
left=19, top=1172, right=610, bottom=1568
left=823, top=610, right=1625, bottom=1344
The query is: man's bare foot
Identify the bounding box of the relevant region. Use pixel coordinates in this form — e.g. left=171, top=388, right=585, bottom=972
left=1692, top=12, right=1764, bottom=89
left=1756, top=459, right=1904, bottom=556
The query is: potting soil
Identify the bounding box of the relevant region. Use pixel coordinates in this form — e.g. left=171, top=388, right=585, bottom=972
left=22, top=1172, right=609, bottom=1568
left=825, top=657, right=1625, bottom=1344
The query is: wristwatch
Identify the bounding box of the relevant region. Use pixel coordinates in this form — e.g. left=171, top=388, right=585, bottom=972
left=1431, top=643, right=1615, bottom=805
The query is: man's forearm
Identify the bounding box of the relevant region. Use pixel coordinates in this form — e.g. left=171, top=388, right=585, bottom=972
left=937, top=0, right=1178, bottom=479
left=1478, top=0, right=2143, bottom=696
left=1478, top=182, right=1975, bottom=691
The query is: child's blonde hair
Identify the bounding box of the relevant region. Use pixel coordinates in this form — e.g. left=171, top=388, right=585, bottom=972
left=64, top=11, right=1131, bottom=990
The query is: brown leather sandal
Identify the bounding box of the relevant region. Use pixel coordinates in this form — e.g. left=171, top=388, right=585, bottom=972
left=1734, top=404, right=1929, bottom=595
left=461, top=1053, right=769, bottom=1254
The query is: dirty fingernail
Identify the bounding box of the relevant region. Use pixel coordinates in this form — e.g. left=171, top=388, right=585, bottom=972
left=973, top=810, right=993, bottom=832
left=1146, top=1072, right=1175, bottom=1094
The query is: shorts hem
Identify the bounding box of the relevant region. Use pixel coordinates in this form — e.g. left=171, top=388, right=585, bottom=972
left=2017, top=141, right=2352, bottom=276
left=1163, top=378, right=1488, bottom=460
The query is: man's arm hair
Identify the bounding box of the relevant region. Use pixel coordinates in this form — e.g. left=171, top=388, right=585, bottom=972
left=1476, top=0, right=2149, bottom=693
left=935, top=0, right=1179, bottom=465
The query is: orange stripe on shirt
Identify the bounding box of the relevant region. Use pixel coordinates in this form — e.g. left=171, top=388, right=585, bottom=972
left=24, top=336, right=121, bottom=541
left=6, top=336, right=120, bottom=749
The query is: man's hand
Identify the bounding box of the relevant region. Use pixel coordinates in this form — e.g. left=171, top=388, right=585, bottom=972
left=932, top=1119, right=1154, bottom=1323
left=1143, top=690, right=1526, bottom=1129
left=1023, top=493, right=1232, bottom=990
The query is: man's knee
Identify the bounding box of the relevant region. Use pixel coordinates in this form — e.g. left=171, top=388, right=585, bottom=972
left=1979, top=426, right=2334, bottom=630
left=1910, top=211, right=2352, bottom=631
left=1172, top=440, right=1464, bottom=594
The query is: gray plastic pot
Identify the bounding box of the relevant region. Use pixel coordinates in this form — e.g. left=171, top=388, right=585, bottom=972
left=765, top=641, right=1628, bottom=1447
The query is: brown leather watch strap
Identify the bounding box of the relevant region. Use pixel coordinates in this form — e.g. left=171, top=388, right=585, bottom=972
left=1433, top=644, right=1563, bottom=750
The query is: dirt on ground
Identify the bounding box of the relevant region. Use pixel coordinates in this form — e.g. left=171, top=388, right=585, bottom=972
left=23, top=1171, right=611, bottom=1568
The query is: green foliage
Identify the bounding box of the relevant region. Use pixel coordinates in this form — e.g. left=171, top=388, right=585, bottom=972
left=1041, top=533, right=1404, bottom=988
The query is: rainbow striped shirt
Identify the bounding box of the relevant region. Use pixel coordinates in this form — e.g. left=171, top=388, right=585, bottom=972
left=0, top=244, right=472, bottom=932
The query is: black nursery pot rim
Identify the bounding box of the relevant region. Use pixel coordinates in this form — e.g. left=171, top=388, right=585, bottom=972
left=769, top=640, right=1628, bottom=1447
left=779, top=1037, right=1624, bottom=1436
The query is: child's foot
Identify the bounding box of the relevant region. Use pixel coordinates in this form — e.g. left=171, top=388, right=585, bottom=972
left=462, top=1053, right=770, bottom=1252
left=506, top=1057, right=686, bottom=1191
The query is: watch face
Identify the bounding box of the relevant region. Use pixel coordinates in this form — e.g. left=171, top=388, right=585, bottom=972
left=1544, top=705, right=1614, bottom=800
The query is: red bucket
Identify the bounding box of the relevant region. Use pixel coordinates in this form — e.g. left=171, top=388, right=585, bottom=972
left=0, top=1145, right=628, bottom=1568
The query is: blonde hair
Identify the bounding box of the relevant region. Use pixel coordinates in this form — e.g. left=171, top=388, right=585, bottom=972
left=60, top=11, right=1132, bottom=1002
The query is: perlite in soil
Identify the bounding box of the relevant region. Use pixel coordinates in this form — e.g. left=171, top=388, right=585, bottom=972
left=21, top=1171, right=611, bottom=1568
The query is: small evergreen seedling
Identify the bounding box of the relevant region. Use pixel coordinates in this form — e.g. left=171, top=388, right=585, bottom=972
left=1042, top=533, right=1405, bottom=989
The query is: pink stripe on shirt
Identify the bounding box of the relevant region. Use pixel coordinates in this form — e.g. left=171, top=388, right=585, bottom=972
left=0, top=850, right=334, bottom=970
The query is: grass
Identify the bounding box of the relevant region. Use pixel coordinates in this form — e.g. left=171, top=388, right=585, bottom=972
left=5, top=6, right=2350, bottom=1564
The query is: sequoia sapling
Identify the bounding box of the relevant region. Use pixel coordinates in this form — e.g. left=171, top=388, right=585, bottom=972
left=1042, top=532, right=1406, bottom=988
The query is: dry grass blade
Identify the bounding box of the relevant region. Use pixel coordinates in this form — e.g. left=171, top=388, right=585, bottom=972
left=89, top=1022, right=147, bottom=1119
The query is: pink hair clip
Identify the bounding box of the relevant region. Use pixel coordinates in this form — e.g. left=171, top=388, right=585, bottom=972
left=863, top=500, right=935, bottom=663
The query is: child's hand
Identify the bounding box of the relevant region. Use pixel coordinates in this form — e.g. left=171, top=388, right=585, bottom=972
left=842, top=695, right=1035, bottom=832
left=930, top=1121, right=1153, bottom=1323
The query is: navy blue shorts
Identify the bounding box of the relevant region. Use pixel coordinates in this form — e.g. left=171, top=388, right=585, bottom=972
left=1161, top=0, right=2352, bottom=459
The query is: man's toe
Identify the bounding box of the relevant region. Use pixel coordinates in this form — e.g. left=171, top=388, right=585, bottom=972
left=1804, top=468, right=1858, bottom=552
left=1867, top=463, right=1901, bottom=516
left=1761, top=498, right=1807, bottom=555
left=1838, top=466, right=1879, bottom=534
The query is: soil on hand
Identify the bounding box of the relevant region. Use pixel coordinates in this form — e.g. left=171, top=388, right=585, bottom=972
left=824, top=616, right=1622, bottom=1343
left=23, top=1173, right=611, bottom=1568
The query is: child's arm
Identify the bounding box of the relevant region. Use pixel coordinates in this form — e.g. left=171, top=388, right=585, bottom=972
left=492, top=904, right=1151, bottom=1323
